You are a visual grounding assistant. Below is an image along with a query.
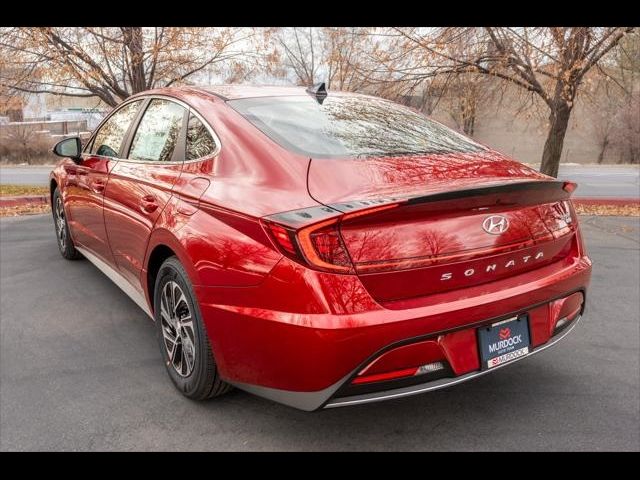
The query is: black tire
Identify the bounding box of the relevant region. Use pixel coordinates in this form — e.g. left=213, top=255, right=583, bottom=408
left=52, top=187, right=82, bottom=260
left=154, top=256, right=232, bottom=400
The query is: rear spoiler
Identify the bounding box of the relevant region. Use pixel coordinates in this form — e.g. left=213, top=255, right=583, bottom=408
left=265, top=180, right=577, bottom=228
left=405, top=180, right=574, bottom=205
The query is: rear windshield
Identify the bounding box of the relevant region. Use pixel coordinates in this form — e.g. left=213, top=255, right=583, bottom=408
left=228, top=94, right=486, bottom=159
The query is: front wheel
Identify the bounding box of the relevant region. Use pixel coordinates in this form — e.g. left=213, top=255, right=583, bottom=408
left=154, top=256, right=232, bottom=400
left=52, top=187, right=81, bottom=260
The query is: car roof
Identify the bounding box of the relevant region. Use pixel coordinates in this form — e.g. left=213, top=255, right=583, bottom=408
left=197, top=84, right=313, bottom=100
left=129, top=84, right=371, bottom=107
left=148, top=84, right=362, bottom=102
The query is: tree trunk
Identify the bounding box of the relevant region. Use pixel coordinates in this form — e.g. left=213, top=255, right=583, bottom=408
left=597, top=137, right=609, bottom=164
left=122, top=27, right=146, bottom=95
left=463, top=113, right=475, bottom=136
left=539, top=102, right=572, bottom=178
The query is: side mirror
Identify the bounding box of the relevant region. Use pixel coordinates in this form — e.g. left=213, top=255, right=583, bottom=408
left=53, top=137, right=82, bottom=163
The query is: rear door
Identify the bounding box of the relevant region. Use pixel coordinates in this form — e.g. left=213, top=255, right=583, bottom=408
left=103, top=97, right=188, bottom=292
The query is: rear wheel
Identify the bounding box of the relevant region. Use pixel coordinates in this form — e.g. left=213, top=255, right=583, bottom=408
left=52, top=187, right=81, bottom=260
left=154, top=256, right=232, bottom=400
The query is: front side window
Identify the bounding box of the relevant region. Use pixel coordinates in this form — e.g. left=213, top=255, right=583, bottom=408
left=229, top=95, right=487, bottom=159
left=128, top=99, right=186, bottom=163
left=91, top=100, right=142, bottom=157
left=186, top=113, right=216, bottom=160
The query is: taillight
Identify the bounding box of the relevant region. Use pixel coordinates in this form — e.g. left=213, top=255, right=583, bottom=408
left=263, top=216, right=354, bottom=273
left=265, top=223, right=297, bottom=256
left=299, top=219, right=353, bottom=272
left=262, top=202, right=399, bottom=274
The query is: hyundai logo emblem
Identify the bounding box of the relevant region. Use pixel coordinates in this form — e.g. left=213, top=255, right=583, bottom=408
left=482, top=215, right=509, bottom=234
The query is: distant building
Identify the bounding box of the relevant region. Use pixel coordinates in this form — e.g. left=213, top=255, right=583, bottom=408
left=48, top=109, right=106, bottom=130
left=21, top=92, right=109, bottom=130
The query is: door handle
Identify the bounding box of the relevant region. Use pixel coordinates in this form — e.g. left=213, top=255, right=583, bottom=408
left=140, top=194, right=158, bottom=213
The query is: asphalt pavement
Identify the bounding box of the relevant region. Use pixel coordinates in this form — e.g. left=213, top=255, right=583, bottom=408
left=1, top=164, right=639, bottom=198
left=0, top=213, right=638, bottom=451
left=0, top=166, right=53, bottom=187
left=559, top=165, right=640, bottom=198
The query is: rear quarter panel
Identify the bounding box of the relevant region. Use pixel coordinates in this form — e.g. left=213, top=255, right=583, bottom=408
left=143, top=185, right=282, bottom=303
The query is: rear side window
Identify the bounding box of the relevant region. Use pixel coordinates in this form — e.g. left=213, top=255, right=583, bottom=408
left=128, top=99, right=186, bottom=163
left=229, top=95, right=486, bottom=159
left=186, top=113, right=216, bottom=160
left=91, top=100, right=142, bottom=157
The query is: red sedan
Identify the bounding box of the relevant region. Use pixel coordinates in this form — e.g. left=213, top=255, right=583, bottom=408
left=49, top=84, right=592, bottom=410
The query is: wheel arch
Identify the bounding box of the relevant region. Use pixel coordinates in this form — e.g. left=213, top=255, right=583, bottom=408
left=143, top=229, right=201, bottom=313
left=49, top=177, right=58, bottom=206
left=146, top=244, right=176, bottom=305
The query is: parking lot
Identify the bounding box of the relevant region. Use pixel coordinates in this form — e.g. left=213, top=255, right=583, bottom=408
left=1, top=213, right=638, bottom=451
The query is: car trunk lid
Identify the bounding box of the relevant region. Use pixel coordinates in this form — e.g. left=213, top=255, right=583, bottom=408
left=306, top=153, right=578, bottom=303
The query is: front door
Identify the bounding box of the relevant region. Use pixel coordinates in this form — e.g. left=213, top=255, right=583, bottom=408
left=65, top=100, right=143, bottom=264
left=103, top=98, right=187, bottom=292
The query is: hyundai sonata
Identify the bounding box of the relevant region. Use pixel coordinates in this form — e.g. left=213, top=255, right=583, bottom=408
left=49, top=84, right=592, bottom=410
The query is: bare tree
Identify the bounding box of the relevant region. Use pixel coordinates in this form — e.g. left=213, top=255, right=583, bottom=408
left=419, top=33, right=498, bottom=135
left=275, top=28, right=323, bottom=85
left=323, top=27, right=378, bottom=91
left=274, top=27, right=386, bottom=92
left=593, top=108, right=616, bottom=164
left=585, top=28, right=640, bottom=164
left=607, top=29, right=640, bottom=164
left=0, top=86, right=25, bottom=121
left=437, top=73, right=500, bottom=135
left=611, top=95, right=640, bottom=164
left=389, top=27, right=635, bottom=176
left=0, top=27, right=257, bottom=107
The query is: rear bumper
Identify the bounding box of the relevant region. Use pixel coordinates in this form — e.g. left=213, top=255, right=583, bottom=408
left=325, top=313, right=582, bottom=408
left=194, top=254, right=591, bottom=411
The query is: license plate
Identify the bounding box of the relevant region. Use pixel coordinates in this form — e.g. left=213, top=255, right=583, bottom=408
left=478, top=315, right=531, bottom=369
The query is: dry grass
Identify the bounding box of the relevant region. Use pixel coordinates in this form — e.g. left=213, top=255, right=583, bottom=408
left=0, top=184, right=49, bottom=197
left=574, top=203, right=640, bottom=216
left=0, top=204, right=51, bottom=217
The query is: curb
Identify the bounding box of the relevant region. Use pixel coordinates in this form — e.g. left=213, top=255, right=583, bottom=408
left=0, top=195, right=49, bottom=208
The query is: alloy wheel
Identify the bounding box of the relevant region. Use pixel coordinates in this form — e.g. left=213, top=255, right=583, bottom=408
left=55, top=196, right=67, bottom=251
left=160, top=280, right=196, bottom=377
